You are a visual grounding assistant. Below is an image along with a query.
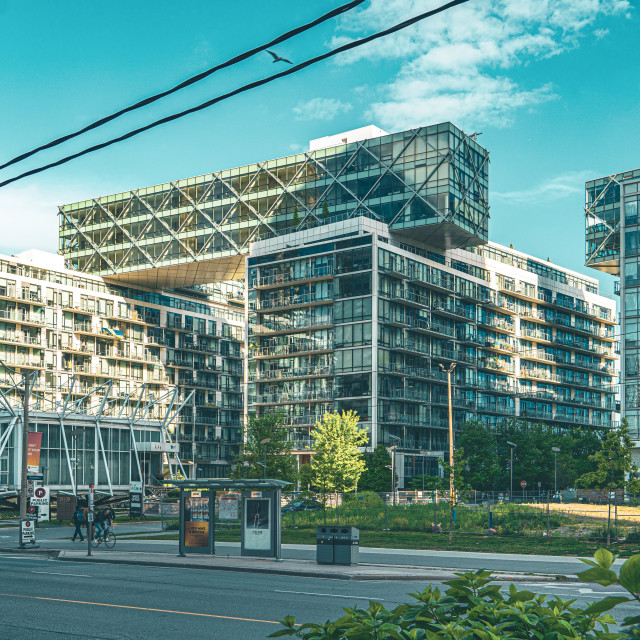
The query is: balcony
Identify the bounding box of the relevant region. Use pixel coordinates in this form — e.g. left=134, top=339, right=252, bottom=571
left=253, top=266, right=334, bottom=289
left=254, top=292, right=333, bottom=311
left=477, top=357, right=515, bottom=374
left=251, top=315, right=333, bottom=335
left=250, top=340, right=333, bottom=359
left=249, top=365, right=334, bottom=381
left=252, top=390, right=333, bottom=405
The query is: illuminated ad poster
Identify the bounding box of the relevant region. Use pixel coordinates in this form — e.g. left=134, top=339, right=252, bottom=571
left=218, top=494, right=239, bottom=521
left=243, top=498, right=271, bottom=550
left=184, top=493, right=210, bottom=548
left=27, top=432, right=42, bottom=473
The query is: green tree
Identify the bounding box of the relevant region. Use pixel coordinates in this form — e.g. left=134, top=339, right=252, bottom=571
left=292, top=205, right=300, bottom=228
left=457, top=420, right=500, bottom=490
left=576, top=419, right=640, bottom=494
left=310, top=411, right=368, bottom=496
left=231, top=412, right=298, bottom=484
left=358, top=444, right=392, bottom=492
left=321, top=200, right=329, bottom=220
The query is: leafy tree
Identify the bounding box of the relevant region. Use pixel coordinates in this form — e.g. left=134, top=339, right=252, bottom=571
left=457, top=420, right=500, bottom=489
left=232, top=412, right=298, bottom=484
left=358, top=444, right=392, bottom=493
left=309, top=411, right=368, bottom=496
left=576, top=419, right=640, bottom=494
left=321, top=200, right=329, bottom=220
left=292, top=205, right=300, bottom=228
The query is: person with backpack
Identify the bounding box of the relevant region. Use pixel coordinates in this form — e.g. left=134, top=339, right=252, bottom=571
left=103, top=505, right=115, bottom=527
left=71, top=505, right=85, bottom=541
left=93, top=508, right=107, bottom=541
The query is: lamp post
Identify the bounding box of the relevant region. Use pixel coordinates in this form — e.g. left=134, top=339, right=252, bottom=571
left=507, top=441, right=517, bottom=500
left=439, top=363, right=456, bottom=542
left=551, top=447, right=560, bottom=496
left=389, top=435, right=400, bottom=505
left=260, top=438, right=271, bottom=481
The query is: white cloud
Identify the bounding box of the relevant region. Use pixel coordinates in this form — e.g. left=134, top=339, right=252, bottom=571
left=493, top=170, right=595, bottom=203
left=331, top=0, right=630, bottom=130
left=0, top=182, right=94, bottom=256
left=593, top=27, right=611, bottom=38
left=292, top=97, right=352, bottom=121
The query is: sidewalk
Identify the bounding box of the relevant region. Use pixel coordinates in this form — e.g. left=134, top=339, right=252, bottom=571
left=55, top=547, right=574, bottom=582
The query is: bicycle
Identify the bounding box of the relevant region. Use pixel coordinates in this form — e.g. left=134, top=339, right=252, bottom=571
left=91, top=524, right=117, bottom=549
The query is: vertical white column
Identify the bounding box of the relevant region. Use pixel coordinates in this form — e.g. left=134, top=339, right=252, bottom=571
left=370, top=234, right=379, bottom=451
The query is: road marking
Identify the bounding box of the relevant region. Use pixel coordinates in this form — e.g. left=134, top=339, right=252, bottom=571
left=275, top=589, right=383, bottom=601
left=0, top=593, right=283, bottom=625
left=32, top=571, right=91, bottom=577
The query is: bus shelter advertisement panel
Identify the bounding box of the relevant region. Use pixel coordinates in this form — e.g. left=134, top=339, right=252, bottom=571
left=244, top=498, right=271, bottom=550
left=185, top=494, right=210, bottom=548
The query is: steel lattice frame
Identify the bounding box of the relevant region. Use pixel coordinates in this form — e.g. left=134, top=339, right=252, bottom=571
left=585, top=173, right=621, bottom=274
left=0, top=376, right=190, bottom=494
left=60, top=124, right=489, bottom=284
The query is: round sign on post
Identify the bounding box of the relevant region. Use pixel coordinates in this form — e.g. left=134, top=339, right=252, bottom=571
left=520, top=481, right=527, bottom=488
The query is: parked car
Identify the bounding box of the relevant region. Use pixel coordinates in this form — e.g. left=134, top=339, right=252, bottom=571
left=281, top=499, right=323, bottom=513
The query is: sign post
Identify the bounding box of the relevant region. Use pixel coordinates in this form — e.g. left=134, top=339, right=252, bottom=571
left=521, top=480, right=527, bottom=503
left=31, top=487, right=50, bottom=522
left=19, top=519, right=37, bottom=548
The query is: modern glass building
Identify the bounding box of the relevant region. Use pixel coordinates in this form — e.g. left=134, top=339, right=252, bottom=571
left=0, top=249, right=243, bottom=490
left=59, top=123, right=489, bottom=289
left=586, top=169, right=640, bottom=442
left=51, top=123, right=619, bottom=488
left=248, top=217, right=617, bottom=486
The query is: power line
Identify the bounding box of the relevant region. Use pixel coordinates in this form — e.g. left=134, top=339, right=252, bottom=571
left=0, top=0, right=471, bottom=190
left=0, top=0, right=366, bottom=172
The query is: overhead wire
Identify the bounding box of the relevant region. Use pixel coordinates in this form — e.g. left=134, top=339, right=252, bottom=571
left=0, top=0, right=471, bottom=189
left=0, top=0, right=367, bottom=172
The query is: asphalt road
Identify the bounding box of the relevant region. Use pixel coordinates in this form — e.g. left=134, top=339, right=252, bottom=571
left=0, top=521, right=615, bottom=575
left=0, top=553, right=638, bottom=639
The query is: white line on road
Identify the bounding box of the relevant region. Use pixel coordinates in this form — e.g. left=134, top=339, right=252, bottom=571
left=275, top=589, right=383, bottom=601
left=32, top=571, right=91, bottom=577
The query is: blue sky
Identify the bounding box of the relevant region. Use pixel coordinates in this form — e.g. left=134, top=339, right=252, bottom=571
left=0, top=0, right=638, bottom=295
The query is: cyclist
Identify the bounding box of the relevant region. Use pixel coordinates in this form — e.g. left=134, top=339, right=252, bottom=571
left=93, top=508, right=107, bottom=541
left=104, top=505, right=116, bottom=527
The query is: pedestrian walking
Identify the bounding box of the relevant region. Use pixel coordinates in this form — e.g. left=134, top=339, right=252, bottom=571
left=71, top=506, right=85, bottom=541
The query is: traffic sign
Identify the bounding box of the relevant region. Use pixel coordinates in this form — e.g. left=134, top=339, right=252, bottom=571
left=20, top=519, right=35, bottom=544
left=31, top=486, right=50, bottom=521
left=26, top=479, right=35, bottom=497
left=520, top=481, right=527, bottom=488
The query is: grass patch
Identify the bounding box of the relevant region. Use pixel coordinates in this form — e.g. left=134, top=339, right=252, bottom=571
left=121, top=527, right=640, bottom=557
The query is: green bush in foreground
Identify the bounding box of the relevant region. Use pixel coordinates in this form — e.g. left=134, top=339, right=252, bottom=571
left=270, top=549, right=640, bottom=639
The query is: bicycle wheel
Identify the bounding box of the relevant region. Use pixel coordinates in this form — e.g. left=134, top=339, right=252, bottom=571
left=104, top=532, right=116, bottom=549
left=91, top=537, right=101, bottom=549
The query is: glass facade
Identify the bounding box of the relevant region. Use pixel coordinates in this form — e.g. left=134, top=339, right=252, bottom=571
left=59, top=123, right=489, bottom=288
left=249, top=218, right=617, bottom=486
left=586, top=171, right=640, bottom=439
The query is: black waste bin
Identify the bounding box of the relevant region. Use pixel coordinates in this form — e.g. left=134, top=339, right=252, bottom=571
left=316, top=526, right=335, bottom=564
left=333, top=526, right=359, bottom=565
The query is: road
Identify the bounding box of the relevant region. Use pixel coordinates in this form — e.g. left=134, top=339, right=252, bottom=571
left=0, top=521, right=618, bottom=575
left=0, top=553, right=638, bottom=639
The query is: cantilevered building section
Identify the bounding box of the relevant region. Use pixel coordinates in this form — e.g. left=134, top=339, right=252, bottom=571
left=59, top=123, right=489, bottom=289
left=585, top=170, right=640, bottom=441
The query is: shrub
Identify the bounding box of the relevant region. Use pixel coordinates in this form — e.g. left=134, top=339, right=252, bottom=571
left=271, top=550, right=640, bottom=639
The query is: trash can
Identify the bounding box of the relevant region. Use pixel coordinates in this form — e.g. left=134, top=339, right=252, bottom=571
left=333, top=526, right=359, bottom=565
left=316, top=526, right=335, bottom=564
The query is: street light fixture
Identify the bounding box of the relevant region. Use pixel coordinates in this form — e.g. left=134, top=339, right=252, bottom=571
left=260, top=438, right=272, bottom=482
left=506, top=441, right=517, bottom=500
left=551, top=446, right=561, bottom=496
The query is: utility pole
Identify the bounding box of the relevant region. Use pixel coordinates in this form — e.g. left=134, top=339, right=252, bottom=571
left=507, top=441, right=517, bottom=500
left=19, top=373, right=31, bottom=521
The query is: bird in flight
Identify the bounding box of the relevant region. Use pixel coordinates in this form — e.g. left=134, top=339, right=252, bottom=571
left=267, top=50, right=293, bottom=64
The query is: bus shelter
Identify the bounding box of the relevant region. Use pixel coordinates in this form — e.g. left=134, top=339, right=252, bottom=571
left=171, top=479, right=289, bottom=559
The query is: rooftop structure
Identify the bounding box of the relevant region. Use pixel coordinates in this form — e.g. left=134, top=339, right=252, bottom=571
left=59, top=123, right=489, bottom=289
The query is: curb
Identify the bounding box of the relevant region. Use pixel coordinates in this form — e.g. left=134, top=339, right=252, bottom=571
left=55, top=552, right=576, bottom=583
left=0, top=547, right=59, bottom=559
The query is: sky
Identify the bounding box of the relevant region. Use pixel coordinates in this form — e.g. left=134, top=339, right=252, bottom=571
left=0, top=0, right=638, bottom=296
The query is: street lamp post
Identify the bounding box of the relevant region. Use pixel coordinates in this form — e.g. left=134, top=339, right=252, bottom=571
left=260, top=438, right=272, bottom=481
left=551, top=447, right=561, bottom=496
left=439, top=363, right=456, bottom=542
left=389, top=435, right=400, bottom=505
left=507, top=441, right=517, bottom=500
